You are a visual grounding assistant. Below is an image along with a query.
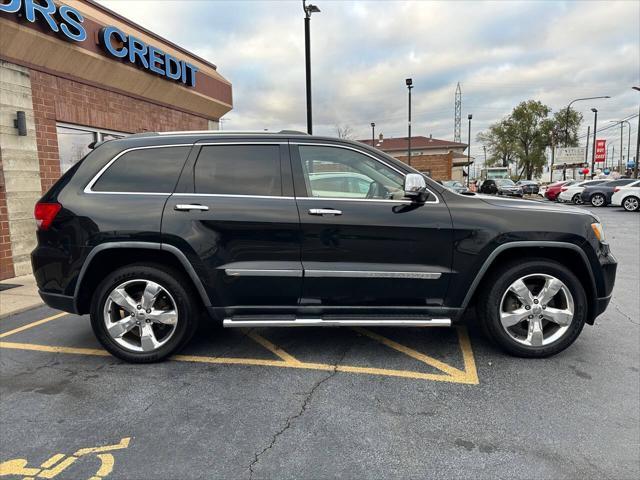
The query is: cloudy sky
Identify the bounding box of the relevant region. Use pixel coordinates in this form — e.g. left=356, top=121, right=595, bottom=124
left=99, top=0, right=639, bottom=161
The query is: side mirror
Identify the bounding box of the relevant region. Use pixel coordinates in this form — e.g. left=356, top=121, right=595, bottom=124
left=404, top=173, right=428, bottom=203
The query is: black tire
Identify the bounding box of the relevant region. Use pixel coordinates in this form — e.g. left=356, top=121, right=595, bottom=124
left=572, top=193, right=583, bottom=205
left=90, top=263, right=199, bottom=363
left=590, top=193, right=606, bottom=207
left=622, top=196, right=640, bottom=212
left=477, top=258, right=587, bottom=358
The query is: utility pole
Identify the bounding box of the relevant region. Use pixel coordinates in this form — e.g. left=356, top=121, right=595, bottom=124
left=634, top=86, right=640, bottom=178
left=303, top=1, right=320, bottom=135
left=590, top=108, right=598, bottom=178
left=467, top=114, right=473, bottom=186
left=406, top=78, right=413, bottom=165
left=371, top=122, right=375, bottom=147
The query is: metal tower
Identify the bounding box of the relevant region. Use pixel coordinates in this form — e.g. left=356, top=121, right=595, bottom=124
left=454, top=82, right=462, bottom=143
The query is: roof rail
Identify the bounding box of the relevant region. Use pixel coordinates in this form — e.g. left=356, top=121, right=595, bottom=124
left=156, top=130, right=310, bottom=136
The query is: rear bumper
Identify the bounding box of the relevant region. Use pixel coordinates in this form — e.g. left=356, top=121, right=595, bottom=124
left=39, top=290, right=79, bottom=314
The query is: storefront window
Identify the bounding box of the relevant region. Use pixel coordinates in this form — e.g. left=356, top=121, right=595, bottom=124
left=56, top=124, right=126, bottom=173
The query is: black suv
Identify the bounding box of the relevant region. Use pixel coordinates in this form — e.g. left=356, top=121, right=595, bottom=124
left=32, top=132, right=617, bottom=362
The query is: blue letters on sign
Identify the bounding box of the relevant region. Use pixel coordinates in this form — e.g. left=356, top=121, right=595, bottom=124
left=2, top=1, right=199, bottom=88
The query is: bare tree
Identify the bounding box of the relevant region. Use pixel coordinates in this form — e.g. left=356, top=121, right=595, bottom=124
left=335, top=124, right=354, bottom=139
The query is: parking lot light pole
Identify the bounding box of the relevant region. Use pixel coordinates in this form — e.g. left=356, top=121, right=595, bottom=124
left=406, top=78, right=413, bottom=165
left=467, top=114, right=472, bottom=186
left=371, top=122, right=375, bottom=147
left=590, top=108, right=598, bottom=177
left=564, top=96, right=610, bottom=146
left=303, top=1, right=320, bottom=134
left=633, top=86, right=640, bottom=178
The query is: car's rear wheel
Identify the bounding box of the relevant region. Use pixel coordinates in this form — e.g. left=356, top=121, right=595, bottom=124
left=622, top=196, right=639, bottom=212
left=90, top=264, right=199, bottom=363
left=590, top=193, right=606, bottom=207
left=572, top=193, right=583, bottom=205
left=478, top=259, right=587, bottom=357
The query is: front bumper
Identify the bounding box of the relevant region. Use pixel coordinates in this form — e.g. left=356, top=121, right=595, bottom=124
left=39, top=290, right=79, bottom=314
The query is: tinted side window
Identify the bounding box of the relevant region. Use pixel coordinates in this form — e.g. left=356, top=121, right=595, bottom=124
left=92, top=147, right=189, bottom=193
left=194, top=145, right=282, bottom=196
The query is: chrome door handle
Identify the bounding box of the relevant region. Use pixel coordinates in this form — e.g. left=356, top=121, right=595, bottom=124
left=174, top=204, right=209, bottom=211
left=308, top=208, right=342, bottom=216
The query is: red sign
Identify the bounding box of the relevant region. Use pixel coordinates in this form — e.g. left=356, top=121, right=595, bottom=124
left=594, top=139, right=606, bottom=163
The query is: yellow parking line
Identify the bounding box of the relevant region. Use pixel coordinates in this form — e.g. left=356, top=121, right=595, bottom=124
left=457, top=327, right=479, bottom=385
left=0, top=313, right=68, bottom=339
left=243, top=329, right=302, bottom=364
left=0, top=341, right=476, bottom=384
left=352, top=326, right=467, bottom=379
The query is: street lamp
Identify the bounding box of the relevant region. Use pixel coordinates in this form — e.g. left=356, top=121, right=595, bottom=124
left=371, top=122, right=376, bottom=147
left=467, top=114, right=473, bottom=186
left=590, top=108, right=598, bottom=177
left=564, top=96, right=610, bottom=146
left=633, top=86, right=640, bottom=178
left=406, top=78, right=413, bottom=165
left=303, top=1, right=320, bottom=134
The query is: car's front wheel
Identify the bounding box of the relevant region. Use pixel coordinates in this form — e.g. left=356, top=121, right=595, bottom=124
left=572, top=193, right=583, bottom=205
left=90, top=264, right=199, bottom=363
left=590, top=193, right=606, bottom=207
left=622, top=196, right=639, bottom=212
left=478, top=259, right=587, bottom=357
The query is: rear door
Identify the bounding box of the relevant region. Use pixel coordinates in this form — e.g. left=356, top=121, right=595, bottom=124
left=161, top=141, right=302, bottom=310
left=291, top=142, right=453, bottom=308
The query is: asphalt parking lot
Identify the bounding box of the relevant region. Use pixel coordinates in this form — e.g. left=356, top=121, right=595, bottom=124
left=1, top=205, right=638, bottom=480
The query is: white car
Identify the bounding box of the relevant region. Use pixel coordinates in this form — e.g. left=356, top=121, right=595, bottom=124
left=611, top=180, right=640, bottom=211
left=558, top=179, right=610, bottom=204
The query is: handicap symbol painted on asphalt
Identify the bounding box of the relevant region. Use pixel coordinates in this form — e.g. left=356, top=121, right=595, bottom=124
left=0, top=437, right=130, bottom=479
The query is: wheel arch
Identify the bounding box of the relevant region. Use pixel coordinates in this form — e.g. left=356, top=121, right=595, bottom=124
left=460, top=241, right=598, bottom=324
left=74, top=242, right=211, bottom=314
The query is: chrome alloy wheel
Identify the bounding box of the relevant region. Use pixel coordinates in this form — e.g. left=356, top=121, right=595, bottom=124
left=499, top=274, right=574, bottom=347
left=591, top=194, right=605, bottom=207
left=103, top=279, right=178, bottom=352
left=623, top=196, right=639, bottom=211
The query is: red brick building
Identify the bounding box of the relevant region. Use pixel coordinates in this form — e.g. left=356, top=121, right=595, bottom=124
left=0, top=0, right=232, bottom=279
left=359, top=135, right=472, bottom=182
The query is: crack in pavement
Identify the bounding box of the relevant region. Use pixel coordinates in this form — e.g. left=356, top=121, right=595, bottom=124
left=246, top=346, right=352, bottom=480
left=610, top=299, right=639, bottom=326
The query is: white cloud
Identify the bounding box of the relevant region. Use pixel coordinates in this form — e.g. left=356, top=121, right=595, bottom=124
left=99, top=0, right=639, bottom=155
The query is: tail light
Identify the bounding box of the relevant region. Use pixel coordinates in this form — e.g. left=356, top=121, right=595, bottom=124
left=34, top=202, right=61, bottom=231
left=614, top=187, right=621, bottom=193
left=561, top=187, right=568, bottom=192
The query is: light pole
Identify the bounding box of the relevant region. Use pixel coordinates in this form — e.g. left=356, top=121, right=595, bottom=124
left=590, top=108, right=598, bottom=177
left=467, top=114, right=473, bottom=186
left=633, top=86, right=640, bottom=178
left=303, top=1, right=320, bottom=134
left=563, top=96, right=610, bottom=146
left=406, top=78, right=413, bottom=165
left=371, top=122, right=375, bottom=147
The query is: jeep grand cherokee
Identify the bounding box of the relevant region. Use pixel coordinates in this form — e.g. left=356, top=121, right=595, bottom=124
left=31, top=131, right=617, bottom=362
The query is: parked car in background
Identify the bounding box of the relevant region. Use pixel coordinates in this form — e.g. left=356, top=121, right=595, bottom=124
left=558, top=179, right=610, bottom=204
left=442, top=180, right=469, bottom=194
left=581, top=179, right=637, bottom=207
left=495, top=179, right=524, bottom=197
left=516, top=180, right=540, bottom=195
left=611, top=180, right=640, bottom=211
left=308, top=171, right=374, bottom=198
left=545, top=180, right=578, bottom=201
left=478, top=179, right=497, bottom=194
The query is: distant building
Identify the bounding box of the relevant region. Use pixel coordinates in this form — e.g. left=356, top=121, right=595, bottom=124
left=358, top=135, right=473, bottom=182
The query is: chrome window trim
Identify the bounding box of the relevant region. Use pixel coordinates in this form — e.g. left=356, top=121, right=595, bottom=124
left=291, top=142, right=440, bottom=204
left=298, top=197, right=413, bottom=205
left=305, top=270, right=442, bottom=280
left=225, top=268, right=302, bottom=277
left=84, top=144, right=194, bottom=195
left=173, top=193, right=295, bottom=200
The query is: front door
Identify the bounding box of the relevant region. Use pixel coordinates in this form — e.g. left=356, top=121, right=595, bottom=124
left=292, top=143, right=453, bottom=309
left=161, top=142, right=302, bottom=310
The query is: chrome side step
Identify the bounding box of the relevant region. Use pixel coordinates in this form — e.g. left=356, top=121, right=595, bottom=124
left=223, top=318, right=452, bottom=328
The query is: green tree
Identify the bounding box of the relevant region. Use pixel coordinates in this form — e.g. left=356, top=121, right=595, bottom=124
left=476, top=120, right=517, bottom=168
left=509, top=100, right=550, bottom=179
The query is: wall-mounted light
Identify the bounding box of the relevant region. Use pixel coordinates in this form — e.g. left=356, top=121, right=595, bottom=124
left=14, top=111, right=27, bottom=136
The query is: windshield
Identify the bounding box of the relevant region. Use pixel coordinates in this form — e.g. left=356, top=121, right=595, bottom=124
left=496, top=179, right=515, bottom=186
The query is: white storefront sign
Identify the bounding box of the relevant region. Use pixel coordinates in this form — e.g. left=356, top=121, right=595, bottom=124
left=555, top=147, right=586, bottom=165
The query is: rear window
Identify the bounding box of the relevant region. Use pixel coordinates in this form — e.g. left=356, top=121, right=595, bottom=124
left=92, top=147, right=189, bottom=193
left=194, top=145, right=282, bottom=196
